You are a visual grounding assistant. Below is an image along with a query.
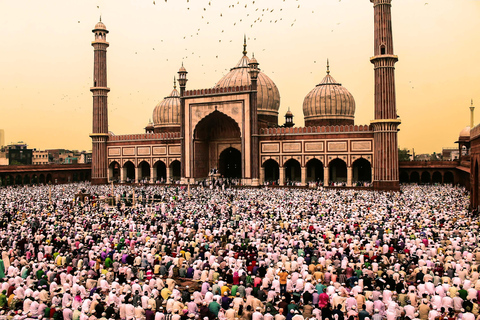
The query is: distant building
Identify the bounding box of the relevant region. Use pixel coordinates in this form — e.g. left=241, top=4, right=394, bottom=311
left=442, top=148, right=459, bottom=161
left=32, top=150, right=49, bottom=165
left=0, top=130, right=4, bottom=148
left=0, top=150, right=7, bottom=166
left=414, top=154, right=431, bottom=161
left=64, top=156, right=78, bottom=164
left=6, top=142, right=32, bottom=165
left=46, top=149, right=74, bottom=164
left=78, top=152, right=92, bottom=164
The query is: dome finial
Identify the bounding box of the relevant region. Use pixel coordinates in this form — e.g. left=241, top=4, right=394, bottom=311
left=243, top=34, right=247, bottom=56
left=174, top=77, right=177, bottom=89
left=99, top=15, right=102, bottom=22
left=326, top=59, right=330, bottom=75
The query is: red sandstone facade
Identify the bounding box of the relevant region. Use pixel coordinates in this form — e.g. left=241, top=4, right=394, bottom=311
left=90, top=21, right=110, bottom=185
left=90, top=2, right=401, bottom=190
left=0, top=164, right=91, bottom=186
left=370, top=0, right=401, bottom=191
left=469, top=126, right=480, bottom=210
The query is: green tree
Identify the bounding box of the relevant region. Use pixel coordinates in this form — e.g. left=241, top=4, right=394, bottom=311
left=398, top=148, right=411, bottom=161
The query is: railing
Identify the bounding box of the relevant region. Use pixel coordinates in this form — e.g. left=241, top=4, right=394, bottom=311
left=399, top=161, right=460, bottom=168
left=109, top=132, right=181, bottom=141
left=184, top=85, right=252, bottom=97
left=259, top=124, right=372, bottom=135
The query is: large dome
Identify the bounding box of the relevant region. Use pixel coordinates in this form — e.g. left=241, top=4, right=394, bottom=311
left=152, top=82, right=181, bottom=133
left=214, top=44, right=280, bottom=125
left=303, top=66, right=355, bottom=127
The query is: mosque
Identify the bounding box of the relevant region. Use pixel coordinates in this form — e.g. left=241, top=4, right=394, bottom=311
left=91, top=0, right=401, bottom=190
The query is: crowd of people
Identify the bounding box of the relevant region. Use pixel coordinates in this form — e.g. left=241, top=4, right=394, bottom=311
left=0, top=183, right=476, bottom=320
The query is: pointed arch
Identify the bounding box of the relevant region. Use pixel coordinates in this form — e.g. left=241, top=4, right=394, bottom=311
left=109, top=161, right=121, bottom=182
left=138, top=161, right=151, bottom=181
left=410, top=171, right=420, bottom=183
left=123, top=161, right=135, bottom=182
left=421, top=171, right=431, bottom=184
left=170, top=160, right=181, bottom=183
left=263, top=159, right=279, bottom=184
left=329, top=158, right=347, bottom=183
left=352, top=158, right=372, bottom=183
left=154, top=160, right=167, bottom=183
left=432, top=171, right=442, bottom=184
left=306, top=158, right=324, bottom=183
left=285, top=158, right=301, bottom=182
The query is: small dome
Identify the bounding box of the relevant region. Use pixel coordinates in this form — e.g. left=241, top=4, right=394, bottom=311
left=215, top=54, right=280, bottom=116
left=303, top=67, right=355, bottom=126
left=179, top=64, right=187, bottom=73
left=285, top=109, right=293, bottom=117
left=459, top=126, right=471, bottom=140
left=93, top=20, right=108, bottom=31
left=153, top=85, right=181, bottom=129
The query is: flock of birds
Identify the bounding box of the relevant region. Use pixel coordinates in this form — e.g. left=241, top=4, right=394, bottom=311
left=91, top=0, right=348, bottom=81
left=71, top=0, right=424, bottom=114
left=83, top=0, right=334, bottom=117
left=68, top=0, right=355, bottom=115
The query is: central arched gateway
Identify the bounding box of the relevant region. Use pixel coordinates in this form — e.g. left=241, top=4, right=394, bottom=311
left=193, top=111, right=242, bottom=179
left=219, top=147, right=242, bottom=178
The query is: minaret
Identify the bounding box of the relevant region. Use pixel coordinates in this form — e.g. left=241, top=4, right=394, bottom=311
left=370, top=0, right=401, bottom=191
left=178, top=63, right=188, bottom=181
left=90, top=18, right=110, bottom=185
left=249, top=54, right=260, bottom=185
left=470, top=99, right=475, bottom=128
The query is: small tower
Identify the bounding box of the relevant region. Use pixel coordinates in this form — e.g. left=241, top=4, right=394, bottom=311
left=370, top=0, right=401, bottom=191
left=470, top=99, right=475, bottom=128
left=458, top=101, right=474, bottom=160
left=90, top=18, right=110, bottom=185
left=284, top=108, right=294, bottom=128
left=145, top=119, right=154, bottom=134
left=178, top=63, right=188, bottom=180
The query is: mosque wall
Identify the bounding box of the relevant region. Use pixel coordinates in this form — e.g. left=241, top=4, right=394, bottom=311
left=106, top=134, right=182, bottom=183
left=258, top=127, right=374, bottom=186
left=469, top=125, right=480, bottom=210
left=0, top=164, right=91, bottom=186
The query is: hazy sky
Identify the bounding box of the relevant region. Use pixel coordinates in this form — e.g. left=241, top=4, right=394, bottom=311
left=1, top=0, right=479, bottom=154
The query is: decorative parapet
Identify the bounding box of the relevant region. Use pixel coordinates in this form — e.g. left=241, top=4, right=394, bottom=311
left=183, top=85, right=252, bottom=97
left=399, top=160, right=460, bottom=168
left=108, top=132, right=181, bottom=142
left=259, top=124, right=373, bottom=135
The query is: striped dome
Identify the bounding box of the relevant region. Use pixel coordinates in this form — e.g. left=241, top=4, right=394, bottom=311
left=152, top=86, right=180, bottom=129
left=303, top=71, right=355, bottom=124
left=215, top=54, right=280, bottom=117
